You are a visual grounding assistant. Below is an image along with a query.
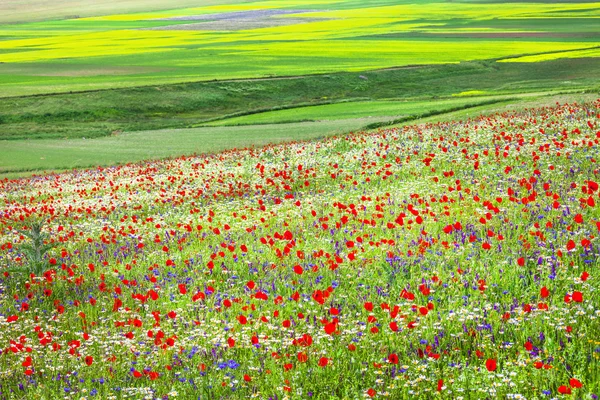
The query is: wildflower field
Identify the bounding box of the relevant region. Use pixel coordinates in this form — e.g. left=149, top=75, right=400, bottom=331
left=1, top=98, right=599, bottom=399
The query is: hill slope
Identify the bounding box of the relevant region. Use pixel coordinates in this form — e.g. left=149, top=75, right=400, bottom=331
left=1, top=99, right=599, bottom=398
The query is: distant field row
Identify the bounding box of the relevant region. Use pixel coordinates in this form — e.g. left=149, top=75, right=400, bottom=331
left=0, top=0, right=599, bottom=96
left=1, top=92, right=597, bottom=178
left=2, top=58, right=599, bottom=141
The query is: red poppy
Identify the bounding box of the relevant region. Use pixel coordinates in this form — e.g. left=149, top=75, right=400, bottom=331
left=558, top=385, right=572, bottom=394
left=85, top=356, right=93, bottom=366
left=569, top=378, right=582, bottom=388
left=297, top=352, right=308, bottom=363
left=485, top=358, right=497, bottom=372
left=324, top=321, right=337, bottom=335
left=388, top=353, right=399, bottom=364
left=580, top=270, right=590, bottom=281
left=540, top=286, right=549, bottom=298
left=178, top=284, right=187, bottom=295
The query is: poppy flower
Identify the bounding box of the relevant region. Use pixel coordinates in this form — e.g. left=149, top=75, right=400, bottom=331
left=297, top=352, right=308, bottom=363
left=569, top=378, right=582, bottom=388
left=581, top=271, right=589, bottom=281
left=178, top=284, right=187, bottom=295
left=540, top=286, right=549, bottom=298
left=437, top=379, right=444, bottom=392
left=485, top=358, right=497, bottom=372
left=324, top=321, right=337, bottom=335
left=558, top=385, right=571, bottom=394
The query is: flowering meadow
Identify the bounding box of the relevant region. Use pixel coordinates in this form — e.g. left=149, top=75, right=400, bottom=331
left=1, top=100, right=599, bottom=400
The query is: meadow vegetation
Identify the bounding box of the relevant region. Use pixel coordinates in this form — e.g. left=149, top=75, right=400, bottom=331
left=1, top=1, right=600, bottom=398
left=0, top=98, right=599, bottom=399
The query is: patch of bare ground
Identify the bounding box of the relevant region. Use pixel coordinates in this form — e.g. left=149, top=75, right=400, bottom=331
left=147, top=9, right=332, bottom=31
left=147, top=17, right=330, bottom=31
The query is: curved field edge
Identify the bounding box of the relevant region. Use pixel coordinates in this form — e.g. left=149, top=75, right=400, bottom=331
left=1, top=92, right=596, bottom=179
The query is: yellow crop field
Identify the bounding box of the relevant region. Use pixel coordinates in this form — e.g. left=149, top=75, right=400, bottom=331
left=499, top=47, right=600, bottom=63
left=0, top=0, right=598, bottom=96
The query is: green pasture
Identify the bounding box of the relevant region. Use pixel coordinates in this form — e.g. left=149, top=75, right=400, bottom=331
left=1, top=58, right=599, bottom=141
left=204, top=96, right=514, bottom=126
left=0, top=119, right=372, bottom=176
left=2, top=92, right=597, bottom=178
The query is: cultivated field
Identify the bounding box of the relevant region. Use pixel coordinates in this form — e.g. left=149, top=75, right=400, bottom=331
left=1, top=99, right=599, bottom=399
left=0, top=0, right=599, bottom=96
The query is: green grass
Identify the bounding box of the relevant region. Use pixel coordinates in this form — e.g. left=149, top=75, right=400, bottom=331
left=0, top=119, right=371, bottom=176
left=204, top=96, right=515, bottom=126
left=2, top=92, right=597, bottom=178
left=1, top=58, right=599, bottom=141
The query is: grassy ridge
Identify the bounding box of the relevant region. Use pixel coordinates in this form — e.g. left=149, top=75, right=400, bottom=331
left=203, top=97, right=516, bottom=126
left=1, top=92, right=597, bottom=178
left=1, top=58, right=599, bottom=140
